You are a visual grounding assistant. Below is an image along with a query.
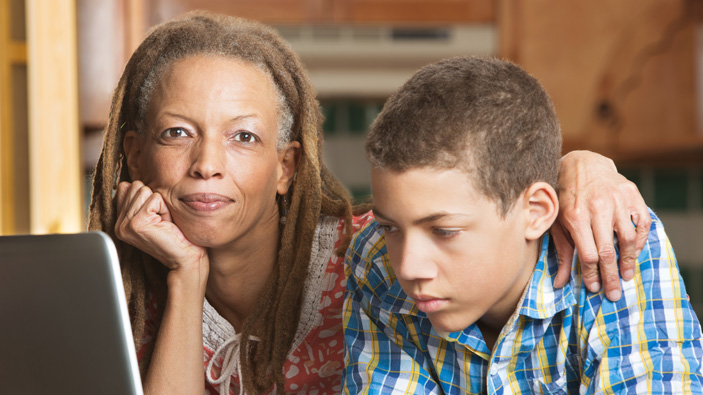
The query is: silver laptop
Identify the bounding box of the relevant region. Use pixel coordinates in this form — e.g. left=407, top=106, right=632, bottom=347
left=0, top=232, right=143, bottom=394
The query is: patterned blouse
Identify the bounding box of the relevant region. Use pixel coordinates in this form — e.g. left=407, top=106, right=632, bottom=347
left=138, top=212, right=374, bottom=394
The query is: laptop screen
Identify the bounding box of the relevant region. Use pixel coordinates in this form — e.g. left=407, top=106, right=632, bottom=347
left=0, top=232, right=143, bottom=394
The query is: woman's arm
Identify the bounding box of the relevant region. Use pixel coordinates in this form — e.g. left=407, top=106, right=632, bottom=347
left=115, top=181, right=209, bottom=395
left=145, top=265, right=208, bottom=395
left=552, top=151, right=651, bottom=302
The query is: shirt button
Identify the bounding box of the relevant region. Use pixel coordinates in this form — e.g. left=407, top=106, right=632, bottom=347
left=490, top=364, right=498, bottom=375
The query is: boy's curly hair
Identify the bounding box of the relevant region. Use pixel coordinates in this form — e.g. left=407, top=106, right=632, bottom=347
left=366, top=56, right=562, bottom=216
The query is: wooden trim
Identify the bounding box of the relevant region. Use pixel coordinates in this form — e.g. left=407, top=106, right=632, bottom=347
left=0, top=0, right=14, bottom=234
left=26, top=0, right=83, bottom=233
left=9, top=42, right=27, bottom=63
left=124, top=0, right=146, bottom=59
left=497, top=0, right=520, bottom=60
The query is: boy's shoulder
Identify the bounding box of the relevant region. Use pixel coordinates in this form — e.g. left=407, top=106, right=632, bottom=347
left=346, top=215, right=393, bottom=286
left=346, top=216, right=417, bottom=314
left=573, top=208, right=698, bottom=330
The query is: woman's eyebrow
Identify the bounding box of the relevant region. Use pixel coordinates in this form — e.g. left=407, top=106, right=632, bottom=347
left=158, top=112, right=259, bottom=122
left=157, top=111, right=196, bottom=123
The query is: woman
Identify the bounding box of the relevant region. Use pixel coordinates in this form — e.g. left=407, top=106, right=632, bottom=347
left=88, top=11, right=649, bottom=395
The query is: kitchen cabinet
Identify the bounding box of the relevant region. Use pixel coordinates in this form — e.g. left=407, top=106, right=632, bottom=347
left=155, top=0, right=494, bottom=25
left=499, top=0, right=703, bottom=162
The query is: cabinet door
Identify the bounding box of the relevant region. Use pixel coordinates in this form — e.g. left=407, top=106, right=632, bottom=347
left=500, top=0, right=702, bottom=160
left=159, top=0, right=495, bottom=24
left=341, top=0, right=494, bottom=24
left=169, top=0, right=314, bottom=23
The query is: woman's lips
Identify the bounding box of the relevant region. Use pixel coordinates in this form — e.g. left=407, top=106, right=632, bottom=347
left=179, top=193, right=233, bottom=212
left=411, top=295, right=448, bottom=314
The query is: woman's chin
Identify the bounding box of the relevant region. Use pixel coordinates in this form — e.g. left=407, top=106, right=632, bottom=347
left=179, top=226, right=232, bottom=249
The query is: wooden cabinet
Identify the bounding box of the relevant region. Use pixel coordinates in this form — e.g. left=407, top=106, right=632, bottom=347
left=1, top=0, right=82, bottom=235
left=337, top=0, right=493, bottom=24
left=79, top=0, right=703, bottom=164
left=78, top=0, right=495, bottom=126
left=499, top=0, right=703, bottom=162
left=151, top=0, right=494, bottom=25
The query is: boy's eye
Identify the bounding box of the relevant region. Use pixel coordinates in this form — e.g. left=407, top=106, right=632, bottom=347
left=233, top=131, right=258, bottom=143
left=378, top=224, right=398, bottom=234
left=433, top=228, right=460, bottom=238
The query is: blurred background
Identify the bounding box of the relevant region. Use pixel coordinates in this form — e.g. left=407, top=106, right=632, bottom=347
left=1, top=0, right=702, bottom=315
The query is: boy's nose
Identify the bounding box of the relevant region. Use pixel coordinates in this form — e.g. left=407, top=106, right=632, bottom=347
left=393, top=240, right=437, bottom=281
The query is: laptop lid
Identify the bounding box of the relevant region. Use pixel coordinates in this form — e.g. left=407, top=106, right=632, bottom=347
left=0, top=231, right=143, bottom=394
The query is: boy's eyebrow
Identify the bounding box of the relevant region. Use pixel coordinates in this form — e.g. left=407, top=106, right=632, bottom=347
left=413, top=213, right=459, bottom=225
left=371, top=207, right=388, bottom=221
left=373, top=207, right=465, bottom=225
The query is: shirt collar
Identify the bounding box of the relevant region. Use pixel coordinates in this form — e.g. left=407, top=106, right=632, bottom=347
left=517, top=233, right=576, bottom=319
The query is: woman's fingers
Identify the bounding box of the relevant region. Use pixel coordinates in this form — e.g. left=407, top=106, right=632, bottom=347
left=116, top=181, right=155, bottom=240
left=116, top=181, right=149, bottom=226
left=559, top=203, right=603, bottom=294
left=562, top=189, right=623, bottom=301
left=115, top=181, right=205, bottom=270
left=590, top=209, right=621, bottom=301
left=633, top=209, right=651, bottom=258
left=116, top=181, right=131, bottom=214
left=610, top=184, right=650, bottom=280
left=125, top=183, right=158, bottom=222
left=613, top=210, right=638, bottom=282
left=593, top=179, right=650, bottom=301
left=555, top=150, right=652, bottom=302
left=618, top=183, right=651, bottom=270
left=551, top=222, right=575, bottom=289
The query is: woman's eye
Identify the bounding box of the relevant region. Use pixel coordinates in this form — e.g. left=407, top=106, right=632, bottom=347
left=162, top=127, right=189, bottom=138
left=233, top=131, right=258, bottom=143
left=433, top=228, right=460, bottom=238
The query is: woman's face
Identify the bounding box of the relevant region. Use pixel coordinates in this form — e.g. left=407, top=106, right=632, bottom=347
left=123, top=55, right=299, bottom=248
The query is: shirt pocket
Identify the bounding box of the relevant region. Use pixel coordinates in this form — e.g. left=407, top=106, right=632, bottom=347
left=527, top=353, right=579, bottom=395
left=529, top=374, right=567, bottom=395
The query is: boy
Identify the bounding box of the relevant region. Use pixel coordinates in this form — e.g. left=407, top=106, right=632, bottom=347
left=343, top=56, right=703, bottom=394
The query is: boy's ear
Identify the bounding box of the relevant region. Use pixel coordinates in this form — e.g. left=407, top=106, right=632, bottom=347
left=522, top=182, right=559, bottom=241
left=122, top=131, right=143, bottom=180
left=276, top=141, right=301, bottom=195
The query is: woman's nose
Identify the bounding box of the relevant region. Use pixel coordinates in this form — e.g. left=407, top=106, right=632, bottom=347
left=190, top=136, right=225, bottom=179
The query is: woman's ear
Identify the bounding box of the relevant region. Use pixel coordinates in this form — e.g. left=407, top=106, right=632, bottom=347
left=122, top=131, right=143, bottom=180
left=522, top=182, right=559, bottom=241
left=276, top=141, right=301, bottom=195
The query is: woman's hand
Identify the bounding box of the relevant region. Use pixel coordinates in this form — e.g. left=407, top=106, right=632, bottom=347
left=116, top=181, right=208, bottom=395
left=115, top=181, right=208, bottom=274
left=552, top=150, right=651, bottom=301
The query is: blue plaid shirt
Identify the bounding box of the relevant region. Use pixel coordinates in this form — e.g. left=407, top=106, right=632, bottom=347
left=343, top=210, right=703, bottom=394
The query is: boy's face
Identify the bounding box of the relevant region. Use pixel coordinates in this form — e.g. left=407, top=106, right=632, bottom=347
left=371, top=166, right=538, bottom=333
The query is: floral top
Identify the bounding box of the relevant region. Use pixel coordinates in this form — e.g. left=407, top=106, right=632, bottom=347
left=138, top=212, right=374, bottom=394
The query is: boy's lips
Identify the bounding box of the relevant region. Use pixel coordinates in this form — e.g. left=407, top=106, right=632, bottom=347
left=179, top=193, right=234, bottom=212
left=410, top=294, right=448, bottom=314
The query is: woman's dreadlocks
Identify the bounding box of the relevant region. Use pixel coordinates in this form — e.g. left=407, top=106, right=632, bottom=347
left=88, top=11, right=353, bottom=393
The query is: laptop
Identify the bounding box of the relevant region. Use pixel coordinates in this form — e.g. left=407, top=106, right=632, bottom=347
left=0, top=231, right=143, bottom=394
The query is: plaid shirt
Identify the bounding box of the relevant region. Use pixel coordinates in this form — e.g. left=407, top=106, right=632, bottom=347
left=343, top=210, right=703, bottom=394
